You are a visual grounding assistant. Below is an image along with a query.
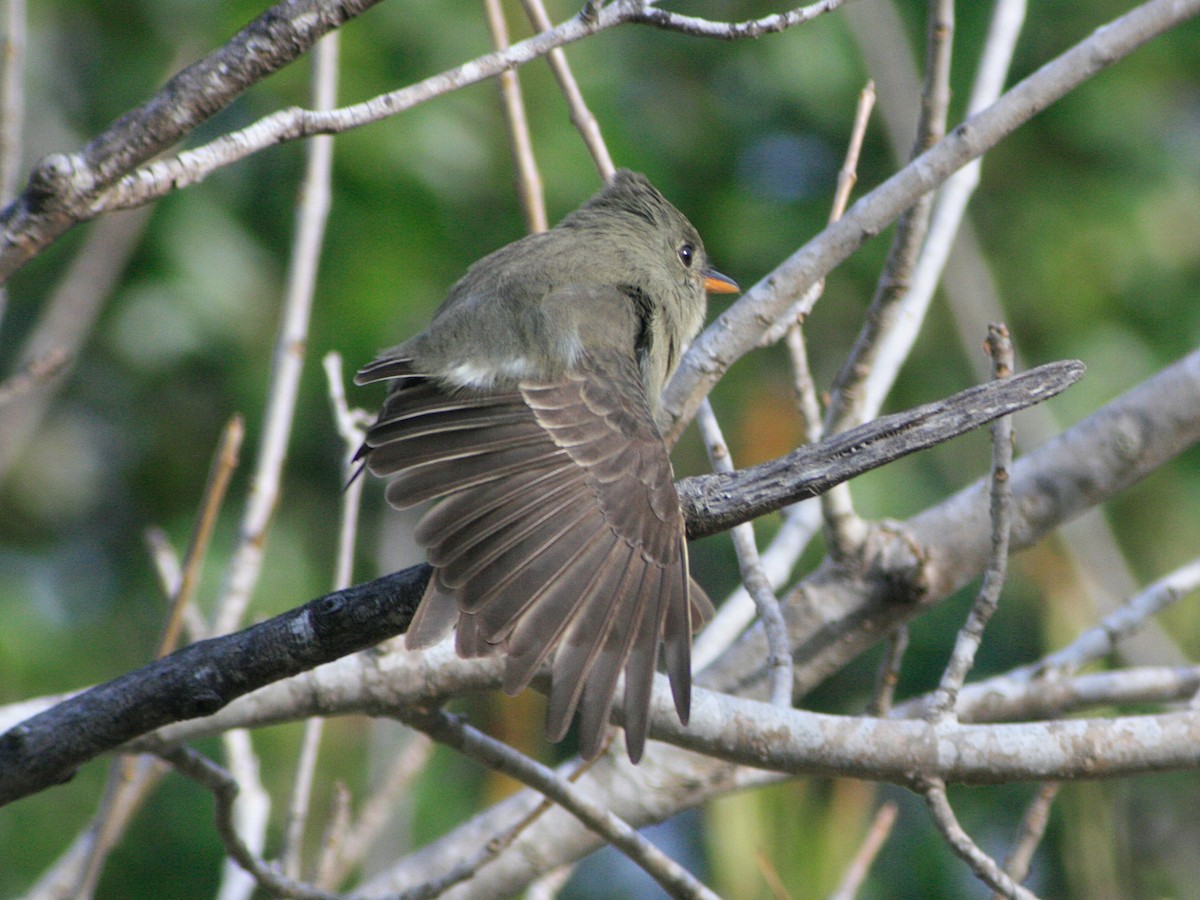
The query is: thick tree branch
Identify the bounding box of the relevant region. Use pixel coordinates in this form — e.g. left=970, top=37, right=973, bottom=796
left=0, top=567, right=428, bottom=807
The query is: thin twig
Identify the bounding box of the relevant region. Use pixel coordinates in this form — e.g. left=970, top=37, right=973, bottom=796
left=144, top=527, right=183, bottom=599
left=312, top=354, right=431, bottom=889
left=951, top=666, right=1200, bottom=724
left=665, top=2, right=1199, bottom=443
left=695, top=81, right=877, bottom=669
left=0, top=207, right=151, bottom=478
left=838, top=0, right=1027, bottom=424
left=84, top=2, right=633, bottom=218
left=277, top=353, right=375, bottom=881
left=823, top=0, right=955, bottom=432
left=692, top=500, right=821, bottom=671
left=161, top=746, right=344, bottom=900
left=1029, top=556, right=1200, bottom=679
left=323, top=352, right=373, bottom=594
left=215, top=34, right=340, bottom=900
left=698, top=80, right=871, bottom=667
left=217, top=730, right=272, bottom=900
left=828, top=801, right=899, bottom=900
left=214, top=32, right=339, bottom=636
left=997, top=781, right=1059, bottom=896
left=73, top=759, right=159, bottom=898
left=926, top=325, right=1015, bottom=721
left=633, top=0, right=853, bottom=39
left=78, top=1, right=852, bottom=222
left=312, top=782, right=351, bottom=890
left=25, top=756, right=168, bottom=900
left=439, top=753, right=603, bottom=895
left=281, top=717, right=324, bottom=879
left=484, top=0, right=547, bottom=233
left=763, top=78, right=875, bottom=348
left=821, top=0, right=955, bottom=558
left=526, top=866, right=574, bottom=900
left=796, top=79, right=877, bottom=551
left=70, top=415, right=243, bottom=894
left=696, top=399, right=793, bottom=706
left=919, top=778, right=1037, bottom=899
left=0, top=347, right=69, bottom=408
left=158, top=415, right=243, bottom=654
left=885, top=559, right=1200, bottom=722
left=868, top=627, right=909, bottom=717
left=754, top=849, right=792, bottom=900
left=320, top=734, right=434, bottom=888
left=405, top=709, right=721, bottom=900
left=144, top=528, right=209, bottom=642
left=520, top=0, right=616, bottom=180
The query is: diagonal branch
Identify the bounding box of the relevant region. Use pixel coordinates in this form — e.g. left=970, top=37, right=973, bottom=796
left=661, top=0, right=1200, bottom=443
left=679, top=360, right=1081, bottom=539
left=0, top=0, right=383, bottom=283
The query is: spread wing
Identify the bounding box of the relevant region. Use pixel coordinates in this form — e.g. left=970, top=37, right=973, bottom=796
left=355, top=352, right=707, bottom=762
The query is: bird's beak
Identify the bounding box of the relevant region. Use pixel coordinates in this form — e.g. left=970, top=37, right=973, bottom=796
left=703, top=269, right=740, bottom=294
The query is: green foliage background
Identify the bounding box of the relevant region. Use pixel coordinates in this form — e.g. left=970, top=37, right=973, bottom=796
left=1, top=1, right=1198, bottom=896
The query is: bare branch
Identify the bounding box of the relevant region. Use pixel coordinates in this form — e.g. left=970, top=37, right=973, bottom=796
left=405, top=709, right=721, bottom=900
left=902, top=665, right=1200, bottom=725
left=762, top=77, right=875, bottom=348
left=828, top=801, right=899, bottom=900
left=679, top=360, right=1082, bottom=539
left=696, top=349, right=1199, bottom=699
left=162, top=746, right=343, bottom=900
left=83, top=1, right=644, bottom=219
left=662, top=0, right=1200, bottom=441
left=823, top=0, right=955, bottom=441
left=1029, top=556, right=1200, bottom=678
left=632, top=0, right=853, bottom=39
left=696, top=400, right=792, bottom=707
left=0, top=0, right=381, bottom=283
left=0, top=347, right=68, bottom=407
left=158, top=414, right=244, bottom=654
left=320, top=735, right=433, bottom=888
left=700, top=77, right=876, bottom=675
left=926, top=326, right=1015, bottom=721
left=999, top=782, right=1059, bottom=894
left=0, top=0, right=24, bottom=204
left=920, top=778, right=1036, bottom=899
left=519, top=0, right=615, bottom=180
left=213, top=30, right=339, bottom=636
left=0, top=206, right=151, bottom=478
left=484, top=0, right=547, bottom=233
left=893, top=558, right=1200, bottom=722
left=868, top=627, right=909, bottom=718
left=849, top=0, right=1027, bottom=423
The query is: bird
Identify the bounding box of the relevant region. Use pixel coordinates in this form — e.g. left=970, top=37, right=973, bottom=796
left=355, top=170, right=738, bottom=762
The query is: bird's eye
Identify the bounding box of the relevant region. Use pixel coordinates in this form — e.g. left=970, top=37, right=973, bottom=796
left=678, top=243, right=695, bottom=268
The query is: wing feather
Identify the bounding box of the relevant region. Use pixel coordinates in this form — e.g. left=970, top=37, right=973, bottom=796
left=620, top=564, right=672, bottom=763
left=356, top=338, right=698, bottom=762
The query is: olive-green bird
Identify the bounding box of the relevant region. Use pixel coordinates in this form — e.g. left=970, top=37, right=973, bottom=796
left=356, top=170, right=738, bottom=762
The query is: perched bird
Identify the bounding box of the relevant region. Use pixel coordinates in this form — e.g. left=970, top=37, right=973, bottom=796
left=355, top=170, right=738, bottom=762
